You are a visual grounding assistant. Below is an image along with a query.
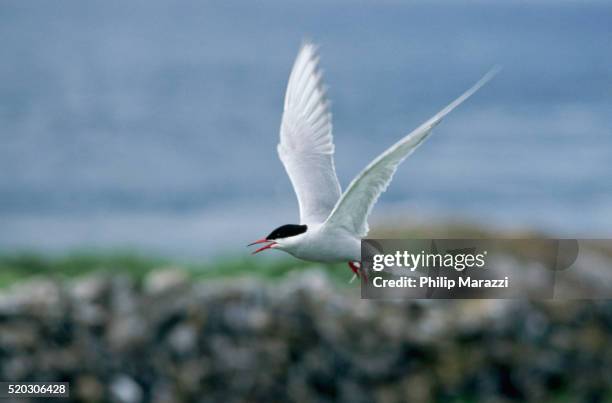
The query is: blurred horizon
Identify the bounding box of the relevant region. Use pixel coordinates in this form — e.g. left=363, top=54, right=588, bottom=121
left=1, top=0, right=610, bottom=257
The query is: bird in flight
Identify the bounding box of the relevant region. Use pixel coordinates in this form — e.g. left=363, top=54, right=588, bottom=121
left=249, top=42, right=498, bottom=280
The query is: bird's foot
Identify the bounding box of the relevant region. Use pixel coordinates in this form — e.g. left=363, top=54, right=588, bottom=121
left=348, top=261, right=367, bottom=283
left=348, top=261, right=360, bottom=275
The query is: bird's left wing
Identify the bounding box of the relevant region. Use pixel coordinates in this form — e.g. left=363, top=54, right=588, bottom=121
left=324, top=68, right=499, bottom=237
left=278, top=42, right=342, bottom=224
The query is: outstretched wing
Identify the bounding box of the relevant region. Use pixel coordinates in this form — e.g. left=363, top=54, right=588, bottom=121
left=278, top=42, right=342, bottom=224
left=324, top=68, right=500, bottom=237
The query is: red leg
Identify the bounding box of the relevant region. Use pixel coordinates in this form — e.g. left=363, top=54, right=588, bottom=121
left=348, top=261, right=360, bottom=276
left=349, top=261, right=368, bottom=283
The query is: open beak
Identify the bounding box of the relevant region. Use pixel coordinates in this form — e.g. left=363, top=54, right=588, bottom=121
left=247, top=238, right=277, bottom=255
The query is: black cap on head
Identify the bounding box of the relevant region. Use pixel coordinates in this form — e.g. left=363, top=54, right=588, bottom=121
left=266, top=224, right=307, bottom=240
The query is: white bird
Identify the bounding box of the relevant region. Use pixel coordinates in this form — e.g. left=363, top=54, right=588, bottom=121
left=249, top=42, right=498, bottom=279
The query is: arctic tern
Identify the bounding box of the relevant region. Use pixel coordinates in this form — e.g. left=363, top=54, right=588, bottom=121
left=249, top=42, right=498, bottom=280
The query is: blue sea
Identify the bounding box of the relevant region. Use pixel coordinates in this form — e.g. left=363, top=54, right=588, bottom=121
left=1, top=1, right=610, bottom=256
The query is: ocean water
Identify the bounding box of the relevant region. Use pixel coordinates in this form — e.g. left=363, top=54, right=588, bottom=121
left=1, top=1, right=610, bottom=256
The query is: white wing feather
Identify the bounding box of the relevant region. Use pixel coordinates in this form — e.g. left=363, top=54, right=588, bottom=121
left=278, top=42, right=342, bottom=224
left=324, top=68, right=500, bottom=237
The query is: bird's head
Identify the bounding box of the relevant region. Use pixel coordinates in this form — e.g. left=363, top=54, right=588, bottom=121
left=248, top=224, right=308, bottom=254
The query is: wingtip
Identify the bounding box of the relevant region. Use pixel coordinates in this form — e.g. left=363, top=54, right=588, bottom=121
left=477, top=65, right=503, bottom=87
left=490, top=64, right=503, bottom=75
left=300, top=37, right=319, bottom=54
left=447, top=65, right=502, bottom=110
left=301, top=36, right=315, bottom=46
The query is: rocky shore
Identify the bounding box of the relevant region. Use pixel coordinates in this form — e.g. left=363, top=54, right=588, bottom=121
left=0, top=269, right=610, bottom=402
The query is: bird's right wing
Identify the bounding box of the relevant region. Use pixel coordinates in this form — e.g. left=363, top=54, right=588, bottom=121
left=278, top=42, right=342, bottom=224
left=324, top=68, right=500, bottom=237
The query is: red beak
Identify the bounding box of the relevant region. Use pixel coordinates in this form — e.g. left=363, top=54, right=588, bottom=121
left=247, top=238, right=277, bottom=255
